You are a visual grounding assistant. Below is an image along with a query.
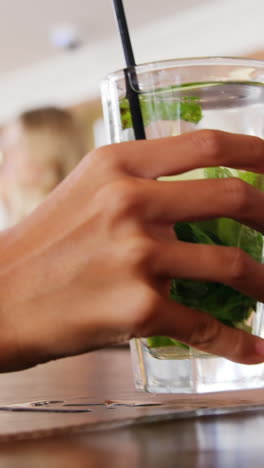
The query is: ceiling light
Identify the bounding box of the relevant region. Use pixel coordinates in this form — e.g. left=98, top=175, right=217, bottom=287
left=50, top=23, right=82, bottom=50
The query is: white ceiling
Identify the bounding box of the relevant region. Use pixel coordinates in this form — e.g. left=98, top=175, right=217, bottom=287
left=0, top=0, right=210, bottom=73
left=0, top=0, right=264, bottom=123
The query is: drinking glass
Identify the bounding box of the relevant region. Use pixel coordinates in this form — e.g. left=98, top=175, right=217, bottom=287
left=101, top=57, right=264, bottom=393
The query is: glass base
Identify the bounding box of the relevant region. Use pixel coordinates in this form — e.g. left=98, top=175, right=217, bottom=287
left=130, top=339, right=264, bottom=393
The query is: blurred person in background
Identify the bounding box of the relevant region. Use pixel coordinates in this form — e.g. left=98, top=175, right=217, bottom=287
left=0, top=106, right=86, bottom=228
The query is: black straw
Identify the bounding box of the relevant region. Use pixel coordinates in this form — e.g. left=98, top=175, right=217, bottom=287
left=113, top=0, right=136, bottom=67
left=112, top=0, right=146, bottom=140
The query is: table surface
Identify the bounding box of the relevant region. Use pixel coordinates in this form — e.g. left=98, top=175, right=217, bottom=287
left=0, top=347, right=264, bottom=467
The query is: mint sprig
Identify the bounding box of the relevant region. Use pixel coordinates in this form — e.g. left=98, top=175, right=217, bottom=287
left=171, top=167, right=264, bottom=331
left=148, top=167, right=264, bottom=349
left=120, top=94, right=202, bottom=129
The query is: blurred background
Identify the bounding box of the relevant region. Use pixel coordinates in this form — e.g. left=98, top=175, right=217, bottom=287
left=0, top=0, right=263, bottom=227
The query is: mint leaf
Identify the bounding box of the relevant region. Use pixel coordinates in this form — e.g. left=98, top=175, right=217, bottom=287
left=170, top=278, right=254, bottom=324
left=173, top=214, right=259, bottom=326
left=239, top=224, right=263, bottom=262
left=146, top=336, right=188, bottom=348
left=204, top=166, right=234, bottom=179
left=236, top=170, right=264, bottom=190
left=217, top=218, right=241, bottom=247
left=119, top=93, right=202, bottom=130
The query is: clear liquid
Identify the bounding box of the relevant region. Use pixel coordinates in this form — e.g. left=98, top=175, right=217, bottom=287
left=192, top=82, right=264, bottom=137
left=128, top=81, right=264, bottom=358
left=142, top=81, right=264, bottom=136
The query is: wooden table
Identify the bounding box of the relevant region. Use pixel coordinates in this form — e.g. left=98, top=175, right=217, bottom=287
left=0, top=347, right=264, bottom=467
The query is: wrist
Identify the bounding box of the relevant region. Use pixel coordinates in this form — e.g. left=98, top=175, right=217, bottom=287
left=0, top=228, right=51, bottom=371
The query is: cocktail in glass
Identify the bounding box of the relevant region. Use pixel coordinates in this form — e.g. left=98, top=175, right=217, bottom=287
left=101, top=57, right=264, bottom=393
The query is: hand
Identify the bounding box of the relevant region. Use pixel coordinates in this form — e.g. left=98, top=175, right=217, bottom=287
left=1, top=129, right=264, bottom=372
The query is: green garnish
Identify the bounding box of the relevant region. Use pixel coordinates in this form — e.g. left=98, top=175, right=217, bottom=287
left=120, top=93, right=202, bottom=129
left=170, top=167, right=263, bottom=334
left=172, top=223, right=257, bottom=326
left=146, top=335, right=189, bottom=349
left=148, top=166, right=264, bottom=350
left=120, top=85, right=264, bottom=351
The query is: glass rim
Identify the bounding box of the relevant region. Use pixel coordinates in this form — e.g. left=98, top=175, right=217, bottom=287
left=103, top=56, right=264, bottom=83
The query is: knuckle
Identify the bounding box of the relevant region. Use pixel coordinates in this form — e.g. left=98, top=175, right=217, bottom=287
left=89, top=143, right=120, bottom=164
left=132, top=287, right=162, bottom=330
left=226, top=330, right=247, bottom=363
left=224, top=177, right=251, bottom=215
left=191, top=129, right=222, bottom=160
left=96, top=179, right=141, bottom=218
left=248, top=136, right=264, bottom=161
left=126, top=238, right=159, bottom=270
left=189, top=315, right=222, bottom=349
left=141, top=289, right=161, bottom=316
left=227, top=247, right=249, bottom=284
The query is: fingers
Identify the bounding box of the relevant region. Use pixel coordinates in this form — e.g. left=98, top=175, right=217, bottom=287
left=155, top=241, right=264, bottom=303
left=110, top=130, right=264, bottom=179
left=150, top=300, right=264, bottom=364
left=139, top=177, right=264, bottom=233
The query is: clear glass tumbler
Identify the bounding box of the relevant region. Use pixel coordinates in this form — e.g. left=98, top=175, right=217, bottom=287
left=101, top=57, right=264, bottom=393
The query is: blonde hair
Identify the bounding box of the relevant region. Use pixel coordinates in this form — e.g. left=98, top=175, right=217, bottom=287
left=0, top=106, right=87, bottom=226
left=18, top=106, right=86, bottom=180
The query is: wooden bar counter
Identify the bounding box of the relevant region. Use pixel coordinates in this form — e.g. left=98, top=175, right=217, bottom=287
left=0, top=347, right=264, bottom=467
